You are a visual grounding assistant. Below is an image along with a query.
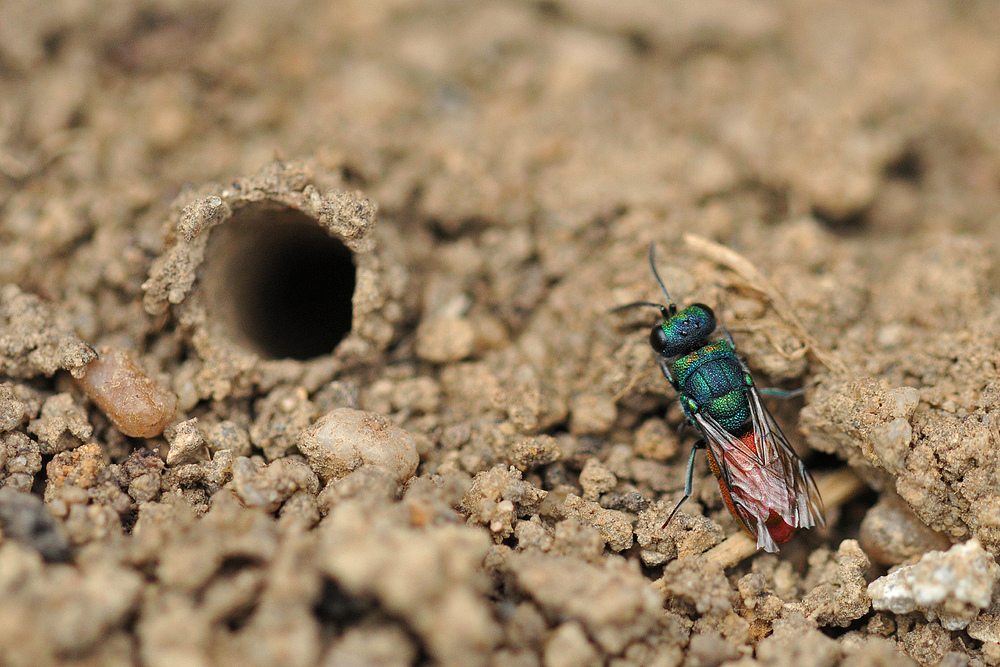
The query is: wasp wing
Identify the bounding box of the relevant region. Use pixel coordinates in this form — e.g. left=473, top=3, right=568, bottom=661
left=692, top=412, right=785, bottom=552
left=747, top=386, right=825, bottom=528
left=691, top=386, right=824, bottom=552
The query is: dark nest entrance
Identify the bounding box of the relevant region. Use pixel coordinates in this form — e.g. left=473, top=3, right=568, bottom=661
left=201, top=203, right=356, bottom=361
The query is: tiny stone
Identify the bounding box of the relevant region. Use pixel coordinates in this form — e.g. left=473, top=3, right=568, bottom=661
left=600, top=491, right=647, bottom=514
left=117, top=448, right=164, bottom=504
left=74, top=346, right=176, bottom=438
left=543, top=621, right=599, bottom=667
left=0, top=384, right=26, bottom=432
left=323, top=624, right=418, bottom=667
left=165, top=419, right=207, bottom=466
left=203, top=420, right=252, bottom=457
left=633, top=418, right=678, bottom=461
left=983, top=642, right=1000, bottom=666
left=578, top=458, right=616, bottom=502
left=297, top=408, right=419, bottom=484
left=392, top=376, right=441, bottom=413
left=0, top=486, right=70, bottom=561
left=859, top=494, right=951, bottom=566
left=568, top=393, right=617, bottom=435
left=688, top=632, right=740, bottom=667
left=415, top=317, right=476, bottom=363
left=510, top=435, right=562, bottom=471
left=360, top=378, right=394, bottom=414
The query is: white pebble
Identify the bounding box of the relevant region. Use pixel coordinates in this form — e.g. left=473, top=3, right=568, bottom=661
left=297, top=408, right=419, bottom=484
left=868, top=539, right=999, bottom=630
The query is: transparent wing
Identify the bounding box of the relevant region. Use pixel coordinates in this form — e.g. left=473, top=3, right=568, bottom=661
left=691, top=386, right=824, bottom=552
left=747, top=387, right=825, bottom=527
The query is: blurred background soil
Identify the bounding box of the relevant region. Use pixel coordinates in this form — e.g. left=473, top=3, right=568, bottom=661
left=2, top=1, right=1000, bottom=666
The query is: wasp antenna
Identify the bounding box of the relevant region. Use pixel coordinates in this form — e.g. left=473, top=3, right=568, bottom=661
left=609, top=301, right=670, bottom=318
left=648, top=243, right=676, bottom=312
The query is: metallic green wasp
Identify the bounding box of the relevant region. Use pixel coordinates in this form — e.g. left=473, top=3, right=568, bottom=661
left=614, top=245, right=824, bottom=552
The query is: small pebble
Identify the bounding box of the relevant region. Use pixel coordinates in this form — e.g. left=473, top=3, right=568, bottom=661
left=75, top=346, right=177, bottom=438
left=600, top=491, right=647, bottom=514
left=632, top=418, right=678, bottom=461
left=296, top=408, right=419, bottom=484
left=415, top=317, right=476, bottom=363
left=543, top=621, right=599, bottom=667
left=0, top=384, right=26, bottom=432
left=392, top=376, right=441, bottom=413
left=510, top=435, right=562, bottom=471
left=568, top=393, right=617, bottom=435
left=165, top=419, right=207, bottom=466
left=203, top=420, right=252, bottom=457
left=0, top=486, right=70, bottom=561
left=868, top=539, right=999, bottom=630
left=578, top=458, right=616, bottom=502
left=859, top=494, right=951, bottom=566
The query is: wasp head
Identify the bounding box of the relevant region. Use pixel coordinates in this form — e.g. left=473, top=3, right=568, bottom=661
left=650, top=303, right=716, bottom=357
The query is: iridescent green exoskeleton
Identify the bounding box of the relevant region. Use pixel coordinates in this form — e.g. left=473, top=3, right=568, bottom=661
left=613, top=244, right=824, bottom=552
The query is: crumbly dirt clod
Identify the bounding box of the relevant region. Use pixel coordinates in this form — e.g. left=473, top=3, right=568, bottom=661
left=0, top=286, right=97, bottom=379
left=0, top=431, right=41, bottom=492
left=27, top=392, right=92, bottom=454
left=505, top=552, right=663, bottom=654
left=562, top=493, right=633, bottom=552
left=250, top=386, right=318, bottom=461
left=0, top=384, right=27, bottom=433
left=319, top=492, right=502, bottom=666
left=800, top=540, right=873, bottom=628
left=462, top=464, right=547, bottom=541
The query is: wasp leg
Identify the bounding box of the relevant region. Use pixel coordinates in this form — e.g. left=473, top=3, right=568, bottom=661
left=657, top=356, right=678, bottom=389
left=758, top=385, right=810, bottom=399
left=661, top=440, right=704, bottom=529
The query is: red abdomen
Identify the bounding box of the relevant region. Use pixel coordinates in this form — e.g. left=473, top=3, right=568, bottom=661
left=764, top=511, right=795, bottom=545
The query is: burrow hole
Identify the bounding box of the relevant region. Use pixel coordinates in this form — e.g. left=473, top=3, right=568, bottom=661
left=202, top=203, right=356, bottom=361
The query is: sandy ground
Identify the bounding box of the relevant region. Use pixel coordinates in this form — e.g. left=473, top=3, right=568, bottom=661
left=2, top=1, right=1000, bottom=665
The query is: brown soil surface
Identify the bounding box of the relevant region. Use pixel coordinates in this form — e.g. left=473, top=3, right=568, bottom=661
left=2, top=1, right=1000, bottom=666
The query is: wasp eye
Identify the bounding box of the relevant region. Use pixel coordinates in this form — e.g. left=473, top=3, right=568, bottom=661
left=650, top=325, right=669, bottom=354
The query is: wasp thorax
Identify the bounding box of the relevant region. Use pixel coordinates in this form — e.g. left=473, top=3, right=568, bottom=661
left=650, top=304, right=716, bottom=357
